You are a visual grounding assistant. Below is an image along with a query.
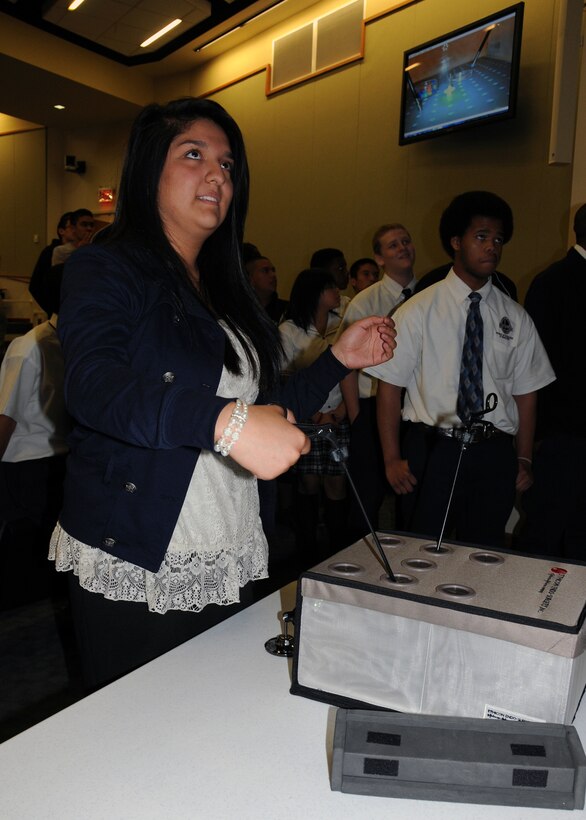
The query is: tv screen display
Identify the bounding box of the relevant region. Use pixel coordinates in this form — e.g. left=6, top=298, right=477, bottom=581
left=399, top=3, right=524, bottom=145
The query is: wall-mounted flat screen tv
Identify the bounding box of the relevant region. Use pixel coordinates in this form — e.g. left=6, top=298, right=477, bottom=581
left=399, top=3, right=524, bottom=145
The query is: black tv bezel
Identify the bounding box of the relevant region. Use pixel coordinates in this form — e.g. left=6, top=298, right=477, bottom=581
left=398, top=2, right=525, bottom=146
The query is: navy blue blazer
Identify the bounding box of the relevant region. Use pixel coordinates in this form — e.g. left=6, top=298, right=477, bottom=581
left=58, top=243, right=349, bottom=572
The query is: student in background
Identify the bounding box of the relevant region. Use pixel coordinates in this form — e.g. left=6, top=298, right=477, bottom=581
left=337, top=224, right=417, bottom=540
left=29, top=211, right=74, bottom=313
left=279, top=269, right=350, bottom=564
left=246, top=255, right=288, bottom=324
left=0, top=268, right=69, bottom=603
left=349, top=257, right=379, bottom=295
left=368, top=192, right=554, bottom=548
left=310, top=247, right=351, bottom=315
left=51, top=208, right=95, bottom=266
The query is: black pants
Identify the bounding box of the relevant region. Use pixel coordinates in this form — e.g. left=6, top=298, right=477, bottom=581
left=401, top=423, right=517, bottom=548
left=0, top=454, right=66, bottom=527
left=68, top=575, right=254, bottom=690
left=519, top=433, right=586, bottom=560
left=0, top=455, right=67, bottom=607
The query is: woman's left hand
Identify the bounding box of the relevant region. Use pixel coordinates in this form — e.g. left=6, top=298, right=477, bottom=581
left=331, top=315, right=396, bottom=370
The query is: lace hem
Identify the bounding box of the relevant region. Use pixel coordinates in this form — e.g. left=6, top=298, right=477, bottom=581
left=49, top=525, right=268, bottom=614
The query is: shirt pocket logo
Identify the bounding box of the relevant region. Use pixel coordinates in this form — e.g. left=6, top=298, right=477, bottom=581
left=496, top=315, right=514, bottom=341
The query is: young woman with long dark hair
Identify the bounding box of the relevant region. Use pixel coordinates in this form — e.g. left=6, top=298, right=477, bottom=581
left=50, top=98, right=395, bottom=687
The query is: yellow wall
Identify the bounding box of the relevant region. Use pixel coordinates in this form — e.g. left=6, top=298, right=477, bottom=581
left=0, top=129, right=46, bottom=277
left=160, top=0, right=571, bottom=299
left=40, top=0, right=576, bottom=300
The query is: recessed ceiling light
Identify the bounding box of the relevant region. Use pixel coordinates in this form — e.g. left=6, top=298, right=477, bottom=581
left=140, top=19, right=182, bottom=48
left=54, top=104, right=66, bottom=110
left=68, top=0, right=87, bottom=10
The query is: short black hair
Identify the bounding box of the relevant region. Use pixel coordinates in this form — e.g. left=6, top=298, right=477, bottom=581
left=286, top=268, right=338, bottom=331
left=56, top=211, right=74, bottom=234
left=310, top=248, right=344, bottom=269
left=350, top=257, right=378, bottom=279
left=242, top=242, right=262, bottom=266
left=439, top=191, right=513, bottom=258
left=71, top=208, right=93, bottom=225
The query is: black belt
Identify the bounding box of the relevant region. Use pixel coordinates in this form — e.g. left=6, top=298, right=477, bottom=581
left=420, top=423, right=512, bottom=445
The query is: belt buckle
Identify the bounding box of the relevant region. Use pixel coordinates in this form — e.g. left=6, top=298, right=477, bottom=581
left=453, top=426, right=481, bottom=444
left=468, top=426, right=485, bottom=444
left=465, top=422, right=496, bottom=444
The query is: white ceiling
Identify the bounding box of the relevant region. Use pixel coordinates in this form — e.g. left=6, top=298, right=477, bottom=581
left=43, top=0, right=213, bottom=58
left=0, top=0, right=320, bottom=131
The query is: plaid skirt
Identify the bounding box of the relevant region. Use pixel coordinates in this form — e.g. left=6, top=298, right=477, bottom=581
left=294, top=419, right=351, bottom=476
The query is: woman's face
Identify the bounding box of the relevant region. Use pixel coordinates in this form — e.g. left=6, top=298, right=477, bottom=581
left=158, top=118, right=234, bottom=258
left=319, top=284, right=341, bottom=312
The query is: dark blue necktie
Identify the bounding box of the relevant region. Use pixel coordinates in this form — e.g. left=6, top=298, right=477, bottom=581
left=388, top=288, right=412, bottom=317
left=457, top=292, right=483, bottom=422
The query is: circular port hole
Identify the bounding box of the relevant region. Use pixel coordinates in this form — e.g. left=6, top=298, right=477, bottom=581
left=377, top=535, right=403, bottom=547
left=401, top=558, right=437, bottom=572
left=421, top=543, right=453, bottom=555
left=435, top=583, right=476, bottom=599
left=327, top=562, right=364, bottom=575
left=380, top=572, right=417, bottom=586
left=470, top=552, right=504, bottom=566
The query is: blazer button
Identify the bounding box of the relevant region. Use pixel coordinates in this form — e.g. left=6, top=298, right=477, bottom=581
left=162, top=371, right=175, bottom=383
left=103, top=537, right=116, bottom=548
left=124, top=482, right=137, bottom=493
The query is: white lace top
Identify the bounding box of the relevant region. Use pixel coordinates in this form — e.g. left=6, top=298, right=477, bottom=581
left=49, top=325, right=268, bottom=614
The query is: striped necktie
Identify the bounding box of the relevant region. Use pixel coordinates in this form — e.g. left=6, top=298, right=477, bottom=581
left=457, top=292, right=483, bottom=422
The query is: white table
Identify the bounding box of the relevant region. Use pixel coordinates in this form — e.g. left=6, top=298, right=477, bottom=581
left=1, top=583, right=584, bottom=819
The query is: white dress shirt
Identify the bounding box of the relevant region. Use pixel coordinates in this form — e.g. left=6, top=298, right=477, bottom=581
left=279, top=312, right=342, bottom=413
left=0, top=319, right=69, bottom=461
left=338, top=273, right=416, bottom=398
left=366, top=270, right=555, bottom=434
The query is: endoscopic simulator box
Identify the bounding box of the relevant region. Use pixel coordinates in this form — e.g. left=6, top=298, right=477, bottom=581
left=291, top=534, right=586, bottom=724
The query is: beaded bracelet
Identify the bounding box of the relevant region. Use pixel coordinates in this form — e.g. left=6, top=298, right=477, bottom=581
left=214, top=398, right=248, bottom=457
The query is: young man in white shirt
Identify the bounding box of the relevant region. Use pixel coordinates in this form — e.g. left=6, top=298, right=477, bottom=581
left=336, top=224, right=417, bottom=539
left=367, top=192, right=555, bottom=547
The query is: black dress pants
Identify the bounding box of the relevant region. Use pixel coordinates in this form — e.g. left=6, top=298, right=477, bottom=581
left=519, top=433, right=586, bottom=560
left=68, top=575, right=254, bottom=690
left=401, top=423, right=517, bottom=548
left=346, top=397, right=388, bottom=541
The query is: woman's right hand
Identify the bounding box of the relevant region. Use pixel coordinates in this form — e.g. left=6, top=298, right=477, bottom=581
left=214, top=403, right=310, bottom=480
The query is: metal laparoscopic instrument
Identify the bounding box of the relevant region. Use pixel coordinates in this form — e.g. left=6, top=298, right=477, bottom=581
left=264, top=420, right=396, bottom=658
left=265, top=400, right=499, bottom=656
left=296, top=422, right=397, bottom=582
left=434, top=393, right=498, bottom=552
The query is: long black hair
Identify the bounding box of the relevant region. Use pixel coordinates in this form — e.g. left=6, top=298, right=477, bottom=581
left=102, top=97, right=280, bottom=390
left=285, top=268, right=338, bottom=332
